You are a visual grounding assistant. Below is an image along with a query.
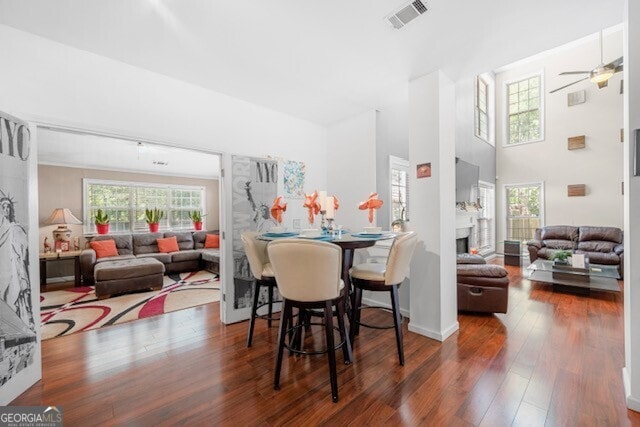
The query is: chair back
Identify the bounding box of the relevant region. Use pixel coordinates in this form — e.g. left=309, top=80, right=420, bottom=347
left=241, top=231, right=269, bottom=280
left=385, top=232, right=418, bottom=285
left=268, top=239, right=342, bottom=302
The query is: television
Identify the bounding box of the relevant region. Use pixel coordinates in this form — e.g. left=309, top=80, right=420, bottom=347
left=455, top=158, right=479, bottom=203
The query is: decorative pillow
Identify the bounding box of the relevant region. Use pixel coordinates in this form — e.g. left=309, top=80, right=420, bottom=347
left=90, top=239, right=119, bottom=259
left=204, top=234, right=220, bottom=249
left=157, top=236, right=179, bottom=253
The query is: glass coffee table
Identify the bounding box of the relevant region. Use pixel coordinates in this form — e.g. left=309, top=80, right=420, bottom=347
left=526, top=259, right=621, bottom=294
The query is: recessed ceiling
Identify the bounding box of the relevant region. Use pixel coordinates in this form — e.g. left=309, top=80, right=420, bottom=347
left=38, top=128, right=220, bottom=179
left=0, top=0, right=624, bottom=125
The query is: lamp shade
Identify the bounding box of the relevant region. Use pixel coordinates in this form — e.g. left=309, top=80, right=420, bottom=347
left=45, top=208, right=83, bottom=225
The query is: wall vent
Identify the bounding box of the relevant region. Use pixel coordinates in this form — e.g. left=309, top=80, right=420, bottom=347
left=385, top=0, right=428, bottom=29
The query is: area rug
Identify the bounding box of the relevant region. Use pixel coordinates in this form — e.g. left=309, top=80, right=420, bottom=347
left=40, top=270, right=220, bottom=340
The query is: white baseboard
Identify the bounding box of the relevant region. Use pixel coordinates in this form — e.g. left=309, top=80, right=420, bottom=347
left=361, top=296, right=410, bottom=318
left=46, top=275, right=74, bottom=284
left=623, top=367, right=640, bottom=412
left=407, top=320, right=459, bottom=342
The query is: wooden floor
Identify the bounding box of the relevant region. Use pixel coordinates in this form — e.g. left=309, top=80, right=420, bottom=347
left=14, top=264, right=640, bottom=426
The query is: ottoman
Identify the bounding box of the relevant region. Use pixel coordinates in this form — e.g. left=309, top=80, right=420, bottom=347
left=201, top=249, right=220, bottom=274
left=94, top=258, right=165, bottom=299
left=457, top=256, right=509, bottom=314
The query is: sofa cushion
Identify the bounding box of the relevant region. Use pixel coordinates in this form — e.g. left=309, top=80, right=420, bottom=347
left=94, top=258, right=165, bottom=281
left=164, top=231, right=195, bottom=251
left=199, top=248, right=220, bottom=262
left=133, top=232, right=164, bottom=255
left=205, top=234, right=220, bottom=249
left=542, top=239, right=575, bottom=250
left=90, top=234, right=133, bottom=255
left=456, top=254, right=486, bottom=264
left=537, top=247, right=567, bottom=260
left=90, top=239, right=118, bottom=259
left=578, top=226, right=623, bottom=244
left=577, top=241, right=617, bottom=253
left=541, top=226, right=578, bottom=242
left=95, top=254, right=137, bottom=264
left=157, top=236, right=179, bottom=253
left=574, top=250, right=620, bottom=265
left=171, top=249, right=202, bottom=263
left=136, top=252, right=172, bottom=264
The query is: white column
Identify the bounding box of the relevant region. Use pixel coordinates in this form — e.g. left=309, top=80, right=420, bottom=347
left=408, top=70, right=458, bottom=341
left=623, top=0, right=640, bottom=411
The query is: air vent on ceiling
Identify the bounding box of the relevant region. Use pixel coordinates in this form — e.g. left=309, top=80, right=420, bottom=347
left=385, top=0, right=428, bottom=29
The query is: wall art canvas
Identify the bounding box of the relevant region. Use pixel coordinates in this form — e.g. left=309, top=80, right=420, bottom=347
left=0, top=111, right=40, bottom=404
left=231, top=156, right=278, bottom=310
left=283, top=160, right=305, bottom=198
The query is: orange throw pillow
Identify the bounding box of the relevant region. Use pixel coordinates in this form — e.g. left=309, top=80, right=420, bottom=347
left=157, top=236, right=179, bottom=253
left=204, top=234, right=220, bottom=249
left=90, top=239, right=118, bottom=259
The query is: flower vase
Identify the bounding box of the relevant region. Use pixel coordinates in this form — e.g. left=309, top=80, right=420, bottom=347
left=96, top=224, right=109, bottom=235
left=193, top=221, right=203, bottom=231
left=148, top=223, right=160, bottom=233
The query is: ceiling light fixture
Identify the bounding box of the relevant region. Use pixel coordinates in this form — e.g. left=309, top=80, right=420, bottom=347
left=589, top=66, right=615, bottom=83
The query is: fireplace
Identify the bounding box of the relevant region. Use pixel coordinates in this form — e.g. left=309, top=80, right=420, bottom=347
left=456, top=237, right=469, bottom=254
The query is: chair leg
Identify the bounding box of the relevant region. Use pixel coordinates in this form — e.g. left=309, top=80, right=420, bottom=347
left=336, top=297, right=352, bottom=365
left=349, top=286, right=361, bottom=345
left=324, top=301, right=338, bottom=403
left=247, top=280, right=261, bottom=347
left=268, top=283, right=274, bottom=328
left=390, top=285, right=405, bottom=366
left=274, top=299, right=290, bottom=390
left=355, top=286, right=363, bottom=336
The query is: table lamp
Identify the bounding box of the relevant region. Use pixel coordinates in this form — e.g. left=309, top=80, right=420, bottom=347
left=45, top=208, right=83, bottom=242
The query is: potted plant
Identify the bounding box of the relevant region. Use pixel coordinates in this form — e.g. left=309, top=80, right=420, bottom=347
left=189, top=210, right=206, bottom=230
left=551, top=249, right=572, bottom=265
left=145, top=208, right=164, bottom=232
left=94, top=209, right=110, bottom=235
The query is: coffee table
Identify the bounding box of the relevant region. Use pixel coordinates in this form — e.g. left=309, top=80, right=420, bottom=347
left=526, top=259, right=621, bottom=294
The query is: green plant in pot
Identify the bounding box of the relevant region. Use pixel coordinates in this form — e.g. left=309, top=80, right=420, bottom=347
left=189, top=210, right=206, bottom=231
left=94, top=209, right=110, bottom=235
left=145, top=208, right=164, bottom=232
left=551, top=249, right=572, bottom=265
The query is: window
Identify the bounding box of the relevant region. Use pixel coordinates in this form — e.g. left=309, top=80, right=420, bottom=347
left=84, top=179, right=205, bottom=234
left=506, top=73, right=543, bottom=145
left=505, top=183, right=544, bottom=241
left=475, top=76, right=489, bottom=142
left=472, top=181, right=495, bottom=255
left=389, top=156, right=409, bottom=230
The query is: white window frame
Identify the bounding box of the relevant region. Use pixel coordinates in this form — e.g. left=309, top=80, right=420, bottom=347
left=503, top=181, right=545, bottom=241
left=502, top=70, right=545, bottom=147
left=474, top=73, right=495, bottom=146
left=389, top=155, right=410, bottom=229
left=83, top=178, right=206, bottom=235
left=472, top=180, right=495, bottom=255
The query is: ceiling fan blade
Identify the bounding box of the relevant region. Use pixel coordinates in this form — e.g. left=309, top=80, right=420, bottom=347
left=615, top=65, right=623, bottom=73
left=598, top=80, right=608, bottom=89
left=559, top=71, right=590, bottom=75
left=605, top=56, right=623, bottom=68
left=549, top=77, right=589, bottom=93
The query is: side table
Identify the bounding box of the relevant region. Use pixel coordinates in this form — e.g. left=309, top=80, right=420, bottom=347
left=39, top=250, right=83, bottom=293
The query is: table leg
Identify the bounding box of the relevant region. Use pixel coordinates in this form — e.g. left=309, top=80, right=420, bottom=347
left=40, top=259, right=47, bottom=293
left=74, top=256, right=81, bottom=287
left=341, top=248, right=355, bottom=318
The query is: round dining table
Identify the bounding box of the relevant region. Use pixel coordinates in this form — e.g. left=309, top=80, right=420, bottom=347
left=257, top=230, right=396, bottom=305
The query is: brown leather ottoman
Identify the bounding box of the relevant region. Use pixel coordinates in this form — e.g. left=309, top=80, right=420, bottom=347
left=94, top=258, right=165, bottom=299
left=457, top=263, right=509, bottom=314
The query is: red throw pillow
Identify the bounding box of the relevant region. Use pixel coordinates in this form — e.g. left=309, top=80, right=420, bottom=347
left=204, top=234, right=220, bottom=249
left=157, top=236, right=179, bottom=253
left=90, top=239, right=118, bottom=259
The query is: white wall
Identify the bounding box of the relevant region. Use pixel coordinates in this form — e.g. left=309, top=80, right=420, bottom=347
left=326, top=110, right=377, bottom=231
left=495, top=30, right=624, bottom=242
left=623, top=0, right=640, bottom=411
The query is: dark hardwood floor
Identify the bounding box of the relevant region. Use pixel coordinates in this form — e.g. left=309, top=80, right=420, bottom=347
left=14, top=264, right=640, bottom=425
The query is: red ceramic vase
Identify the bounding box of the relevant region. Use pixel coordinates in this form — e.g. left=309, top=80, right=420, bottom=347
left=148, top=223, right=160, bottom=233
left=194, top=221, right=203, bottom=231
left=96, top=223, right=109, bottom=235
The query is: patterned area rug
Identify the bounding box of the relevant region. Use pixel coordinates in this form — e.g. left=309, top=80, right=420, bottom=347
left=40, top=270, right=220, bottom=340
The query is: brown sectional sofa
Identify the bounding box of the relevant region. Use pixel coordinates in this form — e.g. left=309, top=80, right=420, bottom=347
left=527, top=225, right=624, bottom=277
left=81, top=230, right=220, bottom=286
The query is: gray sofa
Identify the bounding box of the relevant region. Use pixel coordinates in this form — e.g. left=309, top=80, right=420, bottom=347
left=80, top=230, right=220, bottom=286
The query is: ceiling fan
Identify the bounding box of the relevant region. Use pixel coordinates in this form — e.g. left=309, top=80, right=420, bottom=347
left=549, top=31, right=623, bottom=94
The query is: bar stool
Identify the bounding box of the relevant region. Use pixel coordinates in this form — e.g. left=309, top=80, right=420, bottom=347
left=241, top=231, right=280, bottom=347
left=349, top=231, right=417, bottom=365
left=268, top=239, right=352, bottom=403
